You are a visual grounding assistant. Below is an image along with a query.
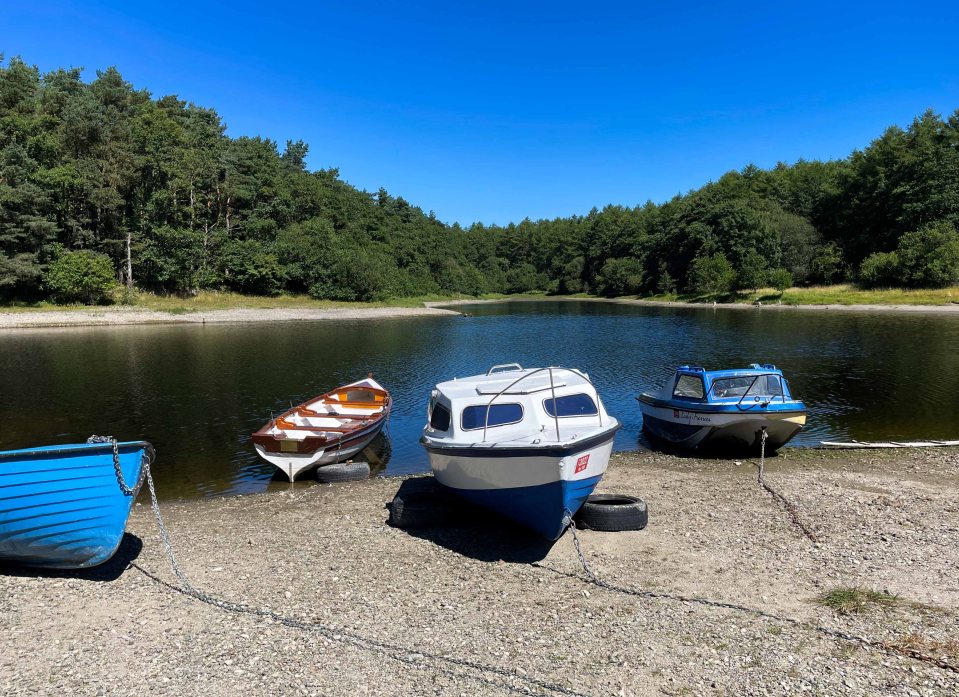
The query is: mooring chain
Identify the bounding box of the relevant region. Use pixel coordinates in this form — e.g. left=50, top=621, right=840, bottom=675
left=565, top=522, right=958, bottom=675
left=130, top=453, right=587, bottom=697
left=87, top=435, right=143, bottom=496
left=755, top=428, right=820, bottom=542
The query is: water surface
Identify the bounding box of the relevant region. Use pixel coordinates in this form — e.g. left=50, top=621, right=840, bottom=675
left=2, top=301, right=957, bottom=499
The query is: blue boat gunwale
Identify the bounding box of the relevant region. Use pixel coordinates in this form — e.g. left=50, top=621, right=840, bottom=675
left=0, top=440, right=153, bottom=459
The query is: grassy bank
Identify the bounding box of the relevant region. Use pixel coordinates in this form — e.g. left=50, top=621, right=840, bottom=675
left=643, top=283, right=959, bottom=306
left=3, top=285, right=958, bottom=316
left=0, top=290, right=528, bottom=315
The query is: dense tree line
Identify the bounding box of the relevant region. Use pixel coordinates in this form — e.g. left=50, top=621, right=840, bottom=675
left=1, top=56, right=958, bottom=304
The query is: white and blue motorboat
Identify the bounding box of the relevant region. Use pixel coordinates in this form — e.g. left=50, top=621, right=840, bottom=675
left=421, top=364, right=621, bottom=540
left=638, top=364, right=806, bottom=452
left=0, top=439, right=152, bottom=569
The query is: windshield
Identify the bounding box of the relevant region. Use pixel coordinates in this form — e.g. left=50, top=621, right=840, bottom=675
left=710, top=374, right=783, bottom=399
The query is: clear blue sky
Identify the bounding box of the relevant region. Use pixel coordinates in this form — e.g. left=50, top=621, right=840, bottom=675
left=2, top=2, right=958, bottom=225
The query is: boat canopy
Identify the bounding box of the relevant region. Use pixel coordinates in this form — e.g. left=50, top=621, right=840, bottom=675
left=645, top=364, right=802, bottom=407
left=425, top=364, right=615, bottom=445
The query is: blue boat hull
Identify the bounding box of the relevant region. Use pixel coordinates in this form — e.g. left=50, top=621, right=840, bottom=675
left=0, top=441, right=151, bottom=569
left=439, top=475, right=603, bottom=540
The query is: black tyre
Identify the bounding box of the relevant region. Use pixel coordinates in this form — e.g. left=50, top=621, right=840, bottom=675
left=389, top=493, right=454, bottom=529
left=574, top=493, right=648, bottom=532
left=315, top=461, right=370, bottom=483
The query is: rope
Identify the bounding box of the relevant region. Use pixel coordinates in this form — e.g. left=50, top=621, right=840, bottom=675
left=564, top=522, right=959, bottom=675
left=129, top=449, right=588, bottom=697
left=755, top=428, right=820, bottom=542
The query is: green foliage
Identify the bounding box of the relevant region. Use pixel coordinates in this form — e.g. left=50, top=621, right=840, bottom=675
left=858, top=251, right=901, bottom=288
left=656, top=260, right=676, bottom=294
left=734, top=250, right=769, bottom=291
left=767, top=268, right=793, bottom=292
left=43, top=249, right=116, bottom=303
left=895, top=221, right=959, bottom=288
left=809, top=242, right=845, bottom=285
left=688, top=253, right=736, bottom=295
left=220, top=239, right=285, bottom=295
left=2, top=55, right=958, bottom=305
left=596, top=257, right=644, bottom=296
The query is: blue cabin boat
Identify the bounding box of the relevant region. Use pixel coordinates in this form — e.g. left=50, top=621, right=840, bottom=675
left=0, top=440, right=152, bottom=569
left=637, top=364, right=806, bottom=452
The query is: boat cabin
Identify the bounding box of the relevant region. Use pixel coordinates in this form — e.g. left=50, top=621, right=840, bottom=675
left=662, top=364, right=799, bottom=407
left=425, top=364, right=612, bottom=444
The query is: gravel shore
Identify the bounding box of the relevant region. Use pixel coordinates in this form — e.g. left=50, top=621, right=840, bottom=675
left=2, top=448, right=957, bottom=696
left=0, top=306, right=459, bottom=329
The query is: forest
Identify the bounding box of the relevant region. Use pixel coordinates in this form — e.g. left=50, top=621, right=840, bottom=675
left=1, top=56, right=958, bottom=304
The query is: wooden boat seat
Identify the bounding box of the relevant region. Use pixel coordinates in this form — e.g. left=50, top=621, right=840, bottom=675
left=323, top=401, right=385, bottom=409
left=275, top=415, right=378, bottom=433
left=334, top=391, right=386, bottom=404
left=297, top=406, right=376, bottom=419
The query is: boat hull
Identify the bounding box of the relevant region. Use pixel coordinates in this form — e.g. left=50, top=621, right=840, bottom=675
left=639, top=402, right=805, bottom=451
left=425, top=430, right=616, bottom=540
left=0, top=441, right=150, bottom=569
left=254, top=422, right=385, bottom=481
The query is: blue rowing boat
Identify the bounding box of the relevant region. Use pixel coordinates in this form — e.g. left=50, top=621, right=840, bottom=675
left=0, top=440, right=153, bottom=569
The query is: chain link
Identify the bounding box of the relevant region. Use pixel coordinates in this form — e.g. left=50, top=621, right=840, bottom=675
left=127, top=446, right=587, bottom=697
left=754, top=428, right=820, bottom=542
left=87, top=435, right=144, bottom=496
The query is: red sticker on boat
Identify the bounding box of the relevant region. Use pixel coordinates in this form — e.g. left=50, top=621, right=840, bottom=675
left=575, top=455, right=589, bottom=473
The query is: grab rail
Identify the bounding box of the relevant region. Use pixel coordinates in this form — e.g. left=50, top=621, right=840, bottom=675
left=487, top=363, right=524, bottom=375
left=481, top=366, right=605, bottom=443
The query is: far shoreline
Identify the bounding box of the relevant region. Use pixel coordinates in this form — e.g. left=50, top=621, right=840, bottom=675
left=0, top=305, right=460, bottom=330
left=429, top=295, right=959, bottom=315
left=4, top=289, right=959, bottom=329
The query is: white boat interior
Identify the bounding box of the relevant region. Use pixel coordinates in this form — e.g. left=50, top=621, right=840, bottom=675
left=260, top=381, right=387, bottom=442
left=424, top=364, right=617, bottom=449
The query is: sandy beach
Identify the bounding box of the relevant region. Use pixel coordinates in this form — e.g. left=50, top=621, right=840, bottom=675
left=2, top=447, right=957, bottom=696
left=0, top=306, right=460, bottom=329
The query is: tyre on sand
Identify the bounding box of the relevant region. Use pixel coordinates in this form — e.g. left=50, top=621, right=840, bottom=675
left=574, top=493, right=648, bottom=532
left=389, top=493, right=455, bottom=529
left=315, top=461, right=370, bottom=483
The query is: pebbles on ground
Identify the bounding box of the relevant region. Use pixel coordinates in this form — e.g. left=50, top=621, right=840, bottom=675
left=1, top=448, right=957, bottom=696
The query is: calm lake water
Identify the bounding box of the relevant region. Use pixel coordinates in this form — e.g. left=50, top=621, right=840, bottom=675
left=2, top=300, right=959, bottom=499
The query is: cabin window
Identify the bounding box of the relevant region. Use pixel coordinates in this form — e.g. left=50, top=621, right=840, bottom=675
left=544, top=393, right=598, bottom=417
left=429, top=402, right=451, bottom=431
left=673, top=375, right=705, bottom=400
left=747, top=375, right=783, bottom=397
left=711, top=375, right=784, bottom=399
left=710, top=377, right=754, bottom=398
left=461, top=403, right=524, bottom=430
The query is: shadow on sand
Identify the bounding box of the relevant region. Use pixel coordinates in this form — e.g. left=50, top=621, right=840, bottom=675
left=0, top=532, right=144, bottom=582
left=388, top=477, right=557, bottom=564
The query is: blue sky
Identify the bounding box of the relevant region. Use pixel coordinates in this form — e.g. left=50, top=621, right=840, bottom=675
left=2, top=2, right=958, bottom=225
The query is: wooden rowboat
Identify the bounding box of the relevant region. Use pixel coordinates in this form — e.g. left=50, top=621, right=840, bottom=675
left=251, top=376, right=391, bottom=481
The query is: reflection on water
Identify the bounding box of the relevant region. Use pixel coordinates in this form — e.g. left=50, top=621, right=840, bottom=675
left=2, top=301, right=958, bottom=499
